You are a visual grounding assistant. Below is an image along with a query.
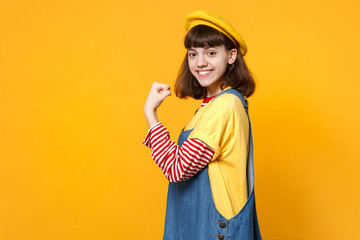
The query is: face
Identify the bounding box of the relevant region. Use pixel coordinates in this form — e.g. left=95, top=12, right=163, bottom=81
left=187, top=45, right=237, bottom=97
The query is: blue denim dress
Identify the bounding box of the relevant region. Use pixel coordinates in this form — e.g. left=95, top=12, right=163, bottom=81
left=163, top=89, right=262, bottom=240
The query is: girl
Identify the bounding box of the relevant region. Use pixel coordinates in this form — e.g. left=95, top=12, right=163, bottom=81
left=143, top=10, right=262, bottom=240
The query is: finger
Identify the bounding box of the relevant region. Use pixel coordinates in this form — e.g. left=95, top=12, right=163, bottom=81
left=154, top=83, right=170, bottom=92
left=159, top=89, right=171, bottom=98
left=157, top=87, right=171, bottom=94
left=163, top=84, right=171, bottom=90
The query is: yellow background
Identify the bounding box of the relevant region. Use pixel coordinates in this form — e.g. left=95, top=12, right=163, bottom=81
left=1, top=0, right=359, bottom=239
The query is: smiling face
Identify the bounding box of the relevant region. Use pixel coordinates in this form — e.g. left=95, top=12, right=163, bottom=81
left=187, top=45, right=237, bottom=97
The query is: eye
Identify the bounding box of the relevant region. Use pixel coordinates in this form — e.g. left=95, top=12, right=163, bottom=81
left=208, top=51, right=216, bottom=56
left=188, top=52, right=196, bottom=57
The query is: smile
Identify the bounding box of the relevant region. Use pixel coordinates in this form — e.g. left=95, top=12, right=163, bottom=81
left=196, top=70, right=213, bottom=77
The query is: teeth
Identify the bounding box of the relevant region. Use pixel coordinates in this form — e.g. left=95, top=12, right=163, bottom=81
left=198, top=70, right=212, bottom=75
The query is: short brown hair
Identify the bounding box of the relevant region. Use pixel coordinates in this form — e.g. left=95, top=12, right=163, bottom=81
left=175, top=25, right=255, bottom=99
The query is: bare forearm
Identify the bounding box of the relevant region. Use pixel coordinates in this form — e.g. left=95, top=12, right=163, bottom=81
left=144, top=106, right=159, bottom=128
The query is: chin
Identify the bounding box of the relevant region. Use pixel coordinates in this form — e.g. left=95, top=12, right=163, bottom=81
left=196, top=82, right=210, bottom=88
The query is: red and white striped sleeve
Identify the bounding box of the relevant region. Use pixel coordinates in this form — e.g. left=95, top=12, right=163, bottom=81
left=143, top=122, right=215, bottom=182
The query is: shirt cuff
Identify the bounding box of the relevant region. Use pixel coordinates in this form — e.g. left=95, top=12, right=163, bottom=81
left=142, top=122, right=162, bottom=148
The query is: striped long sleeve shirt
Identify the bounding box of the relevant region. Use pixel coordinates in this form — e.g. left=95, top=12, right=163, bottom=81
left=143, top=122, right=215, bottom=182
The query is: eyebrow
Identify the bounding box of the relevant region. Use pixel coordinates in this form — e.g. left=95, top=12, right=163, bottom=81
left=188, top=46, right=217, bottom=51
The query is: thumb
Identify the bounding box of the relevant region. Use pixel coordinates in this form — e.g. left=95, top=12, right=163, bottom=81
left=156, top=84, right=170, bottom=93
left=159, top=89, right=171, bottom=98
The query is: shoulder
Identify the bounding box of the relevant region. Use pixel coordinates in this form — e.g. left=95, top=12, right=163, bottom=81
left=207, top=92, right=244, bottom=113
left=214, top=92, right=242, bottom=104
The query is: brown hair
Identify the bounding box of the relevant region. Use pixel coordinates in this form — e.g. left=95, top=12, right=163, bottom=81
left=175, top=25, right=255, bottom=99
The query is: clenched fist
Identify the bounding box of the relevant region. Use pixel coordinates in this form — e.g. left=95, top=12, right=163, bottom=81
left=144, top=82, right=171, bottom=128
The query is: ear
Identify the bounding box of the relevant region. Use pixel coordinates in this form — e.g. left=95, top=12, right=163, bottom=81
left=228, top=49, right=237, bottom=64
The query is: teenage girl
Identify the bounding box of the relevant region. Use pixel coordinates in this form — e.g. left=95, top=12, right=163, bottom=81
left=143, top=10, right=262, bottom=240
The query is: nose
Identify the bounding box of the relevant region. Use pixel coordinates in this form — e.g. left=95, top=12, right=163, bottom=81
left=196, top=55, right=208, bottom=68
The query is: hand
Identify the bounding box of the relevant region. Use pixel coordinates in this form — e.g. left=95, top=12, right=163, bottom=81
left=144, top=82, right=171, bottom=128
left=144, top=82, right=171, bottom=112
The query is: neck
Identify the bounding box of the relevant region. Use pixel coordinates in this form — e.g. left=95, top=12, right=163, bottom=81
left=206, top=80, right=223, bottom=97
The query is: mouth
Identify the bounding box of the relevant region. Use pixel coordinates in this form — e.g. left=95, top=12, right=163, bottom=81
left=196, top=70, right=213, bottom=77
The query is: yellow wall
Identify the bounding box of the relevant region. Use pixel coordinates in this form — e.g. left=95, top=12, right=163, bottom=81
left=1, top=0, right=359, bottom=239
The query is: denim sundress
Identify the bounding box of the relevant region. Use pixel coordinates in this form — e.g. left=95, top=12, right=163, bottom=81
left=163, top=89, right=262, bottom=240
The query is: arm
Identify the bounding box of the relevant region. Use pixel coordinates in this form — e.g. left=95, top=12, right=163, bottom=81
left=143, top=82, right=214, bottom=182
left=143, top=123, right=214, bottom=182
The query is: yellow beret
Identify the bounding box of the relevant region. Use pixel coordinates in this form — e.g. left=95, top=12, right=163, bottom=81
left=185, top=10, right=247, bottom=56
